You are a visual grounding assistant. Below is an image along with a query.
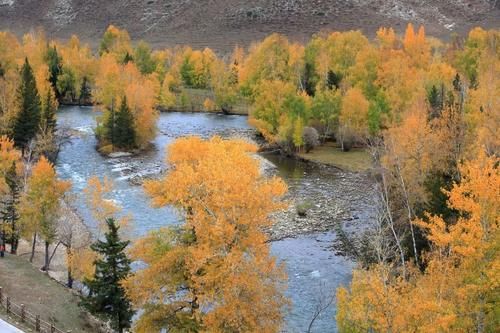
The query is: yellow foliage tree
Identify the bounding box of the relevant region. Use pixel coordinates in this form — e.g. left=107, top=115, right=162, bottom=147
left=125, top=136, right=289, bottom=333
left=19, top=156, right=71, bottom=269
left=337, top=152, right=499, bottom=332
left=338, top=87, right=369, bottom=151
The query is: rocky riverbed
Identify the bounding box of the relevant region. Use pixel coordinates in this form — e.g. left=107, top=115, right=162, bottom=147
left=69, top=121, right=376, bottom=242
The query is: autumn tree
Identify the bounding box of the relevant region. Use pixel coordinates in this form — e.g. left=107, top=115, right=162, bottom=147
left=337, top=152, right=499, bottom=332
left=240, top=34, right=293, bottom=95
left=125, top=137, right=288, bottom=332
left=0, top=136, right=22, bottom=254
left=19, top=156, right=71, bottom=269
left=56, top=201, right=92, bottom=289
left=99, top=25, right=133, bottom=64
left=1, top=162, right=21, bottom=254
left=249, top=80, right=296, bottom=141
left=83, top=175, right=131, bottom=237
left=338, top=87, right=369, bottom=151
left=134, top=41, right=157, bottom=75
left=310, top=89, right=342, bottom=139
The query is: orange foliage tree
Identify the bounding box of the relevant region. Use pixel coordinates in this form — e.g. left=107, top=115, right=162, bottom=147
left=125, top=136, right=289, bottom=332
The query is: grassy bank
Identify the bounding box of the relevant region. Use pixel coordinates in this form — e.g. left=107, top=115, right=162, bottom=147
left=163, top=88, right=250, bottom=115
left=298, top=142, right=372, bottom=172
left=0, top=253, right=97, bottom=333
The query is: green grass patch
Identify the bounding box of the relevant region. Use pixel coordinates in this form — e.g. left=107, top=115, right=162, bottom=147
left=0, top=253, right=96, bottom=333
left=298, top=142, right=372, bottom=172
left=167, top=88, right=250, bottom=115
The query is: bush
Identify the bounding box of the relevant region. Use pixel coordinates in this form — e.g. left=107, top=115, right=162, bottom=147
left=296, top=201, right=313, bottom=217
left=303, top=126, right=320, bottom=153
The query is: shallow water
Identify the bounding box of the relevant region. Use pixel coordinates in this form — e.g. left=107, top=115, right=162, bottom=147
left=56, top=106, right=372, bottom=332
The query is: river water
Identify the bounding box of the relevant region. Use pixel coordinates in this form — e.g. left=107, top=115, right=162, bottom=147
left=56, top=106, right=374, bottom=333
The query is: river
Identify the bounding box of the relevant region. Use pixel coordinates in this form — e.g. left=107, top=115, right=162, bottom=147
left=55, top=106, right=375, bottom=333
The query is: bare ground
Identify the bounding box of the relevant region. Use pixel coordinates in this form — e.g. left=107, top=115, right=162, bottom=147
left=0, top=0, right=498, bottom=52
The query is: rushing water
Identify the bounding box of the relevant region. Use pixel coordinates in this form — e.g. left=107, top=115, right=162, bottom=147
left=56, top=106, right=371, bottom=333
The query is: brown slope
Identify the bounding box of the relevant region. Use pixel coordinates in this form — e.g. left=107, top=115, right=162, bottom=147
left=0, top=0, right=498, bottom=52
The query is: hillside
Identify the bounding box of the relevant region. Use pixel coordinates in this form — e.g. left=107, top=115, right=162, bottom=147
left=0, top=0, right=498, bottom=51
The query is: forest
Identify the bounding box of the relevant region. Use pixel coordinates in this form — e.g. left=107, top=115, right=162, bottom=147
left=0, top=23, right=498, bottom=332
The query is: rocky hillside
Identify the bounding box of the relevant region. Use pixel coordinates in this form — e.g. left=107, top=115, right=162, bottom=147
left=0, top=0, right=498, bottom=51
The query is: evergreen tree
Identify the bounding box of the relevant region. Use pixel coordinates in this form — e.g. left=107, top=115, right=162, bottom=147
left=103, top=100, right=116, bottom=146
left=303, top=62, right=317, bottom=96
left=45, top=45, right=62, bottom=98
left=79, top=76, right=92, bottom=105
left=40, top=89, right=57, bottom=135
left=0, top=162, right=20, bottom=254
left=82, top=218, right=134, bottom=333
left=114, top=97, right=136, bottom=149
left=12, top=58, right=41, bottom=151
left=326, top=70, right=342, bottom=90
left=122, top=52, right=133, bottom=65
left=427, top=85, right=442, bottom=119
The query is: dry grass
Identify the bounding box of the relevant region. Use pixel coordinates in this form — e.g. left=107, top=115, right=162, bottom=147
left=298, top=142, right=372, bottom=172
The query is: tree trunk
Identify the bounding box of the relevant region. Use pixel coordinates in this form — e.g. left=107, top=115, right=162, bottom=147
left=42, top=241, right=50, bottom=272
left=67, top=266, right=73, bottom=289
left=10, top=225, right=18, bottom=255
left=29, top=233, right=37, bottom=263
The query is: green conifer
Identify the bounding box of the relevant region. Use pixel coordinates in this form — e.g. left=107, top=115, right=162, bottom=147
left=114, top=96, right=136, bottom=149
left=40, top=89, right=57, bottom=135
left=45, top=45, right=62, bottom=97
left=12, top=58, right=41, bottom=151
left=82, top=218, right=134, bottom=333
left=79, top=76, right=92, bottom=105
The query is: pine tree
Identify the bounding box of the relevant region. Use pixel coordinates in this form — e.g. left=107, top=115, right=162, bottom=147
left=79, top=76, right=92, bottom=105
left=40, top=89, right=57, bottom=135
left=326, top=70, right=341, bottom=90
left=427, top=85, right=442, bottom=119
left=45, top=45, right=62, bottom=98
left=103, top=99, right=116, bottom=147
left=12, top=58, right=41, bottom=151
left=122, top=52, right=133, bottom=65
left=0, top=162, right=20, bottom=254
left=304, top=62, right=317, bottom=96
left=82, top=218, right=134, bottom=333
left=114, top=97, right=136, bottom=149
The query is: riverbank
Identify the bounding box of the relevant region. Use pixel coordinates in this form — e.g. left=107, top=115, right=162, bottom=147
left=297, top=142, right=373, bottom=173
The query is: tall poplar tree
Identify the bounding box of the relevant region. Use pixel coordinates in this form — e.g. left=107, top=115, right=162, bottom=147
left=82, top=218, right=134, bottom=333
left=12, top=58, right=41, bottom=151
